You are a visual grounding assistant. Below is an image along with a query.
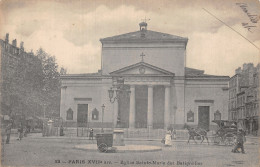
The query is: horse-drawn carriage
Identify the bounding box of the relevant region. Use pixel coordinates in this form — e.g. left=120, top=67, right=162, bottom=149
left=212, top=120, right=237, bottom=146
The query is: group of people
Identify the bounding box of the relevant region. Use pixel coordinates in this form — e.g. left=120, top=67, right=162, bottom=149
left=161, top=128, right=177, bottom=147
left=4, top=123, right=30, bottom=144
left=162, top=126, right=247, bottom=154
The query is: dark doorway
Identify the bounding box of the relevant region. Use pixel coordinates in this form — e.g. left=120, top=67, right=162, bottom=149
left=135, top=85, right=148, bottom=128
left=118, top=85, right=130, bottom=128
left=77, top=104, right=88, bottom=127
left=198, top=106, right=210, bottom=131
left=153, top=86, right=165, bottom=129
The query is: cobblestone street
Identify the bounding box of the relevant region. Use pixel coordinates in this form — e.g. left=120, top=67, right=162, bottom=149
left=2, top=133, right=258, bottom=167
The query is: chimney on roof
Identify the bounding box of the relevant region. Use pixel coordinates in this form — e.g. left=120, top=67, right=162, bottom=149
left=12, top=39, right=17, bottom=47
left=243, top=63, right=248, bottom=70
left=235, top=67, right=242, bottom=74
left=19, top=41, right=24, bottom=54
left=248, top=63, right=254, bottom=86
left=257, top=63, right=260, bottom=71
left=248, top=63, right=254, bottom=70
left=20, top=41, right=24, bottom=50
left=5, top=33, right=9, bottom=43
left=29, top=49, right=34, bottom=56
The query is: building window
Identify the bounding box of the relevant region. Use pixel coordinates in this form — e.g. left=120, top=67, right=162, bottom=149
left=66, top=108, right=73, bottom=120
left=214, top=110, right=221, bottom=120
left=187, top=110, right=194, bottom=122
left=92, top=108, right=99, bottom=120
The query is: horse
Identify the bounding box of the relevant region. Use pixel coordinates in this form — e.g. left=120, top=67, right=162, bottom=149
left=183, top=124, right=209, bottom=145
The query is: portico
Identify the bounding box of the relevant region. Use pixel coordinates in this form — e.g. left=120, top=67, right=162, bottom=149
left=114, top=84, right=172, bottom=129
left=110, top=61, right=174, bottom=129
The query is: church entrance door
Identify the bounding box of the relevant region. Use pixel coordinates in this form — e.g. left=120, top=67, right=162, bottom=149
left=153, top=86, right=165, bottom=129
left=118, top=85, right=130, bottom=128
left=77, top=104, right=88, bottom=127
left=198, top=106, right=210, bottom=131
left=135, top=85, right=148, bottom=128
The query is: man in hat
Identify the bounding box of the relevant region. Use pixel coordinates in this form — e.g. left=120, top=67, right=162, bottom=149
left=60, top=125, right=64, bottom=136
left=232, top=129, right=246, bottom=154
left=89, top=128, right=94, bottom=140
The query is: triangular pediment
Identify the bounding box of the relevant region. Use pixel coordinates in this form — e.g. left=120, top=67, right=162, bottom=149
left=100, top=30, right=188, bottom=42
left=110, top=62, right=174, bottom=76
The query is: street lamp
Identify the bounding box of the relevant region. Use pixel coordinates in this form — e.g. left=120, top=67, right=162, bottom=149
left=107, top=77, right=130, bottom=146
left=101, top=104, right=105, bottom=133
left=108, top=88, right=120, bottom=103
left=108, top=77, right=131, bottom=127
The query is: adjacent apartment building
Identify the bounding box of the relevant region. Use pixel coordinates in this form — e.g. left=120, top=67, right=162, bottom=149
left=229, top=63, right=259, bottom=136
left=1, top=33, right=41, bottom=123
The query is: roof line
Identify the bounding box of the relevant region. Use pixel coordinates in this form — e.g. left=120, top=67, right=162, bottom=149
left=110, top=61, right=175, bottom=75
left=100, top=29, right=188, bottom=42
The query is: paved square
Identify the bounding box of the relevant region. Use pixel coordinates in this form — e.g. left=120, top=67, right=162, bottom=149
left=2, top=134, right=258, bottom=167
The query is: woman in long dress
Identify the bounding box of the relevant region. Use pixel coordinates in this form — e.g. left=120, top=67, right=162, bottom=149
left=165, top=130, right=172, bottom=146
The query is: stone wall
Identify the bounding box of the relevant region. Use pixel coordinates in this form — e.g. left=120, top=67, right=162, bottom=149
left=101, top=42, right=186, bottom=76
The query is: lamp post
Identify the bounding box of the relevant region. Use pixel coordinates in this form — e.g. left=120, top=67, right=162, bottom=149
left=108, top=77, right=130, bottom=146
left=101, top=104, right=105, bottom=133
left=108, top=77, right=131, bottom=128
left=108, top=88, right=120, bottom=103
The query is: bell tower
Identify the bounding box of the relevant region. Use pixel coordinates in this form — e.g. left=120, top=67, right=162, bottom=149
left=139, top=21, right=147, bottom=31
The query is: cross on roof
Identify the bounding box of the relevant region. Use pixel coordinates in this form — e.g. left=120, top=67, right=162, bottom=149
left=140, top=52, right=145, bottom=62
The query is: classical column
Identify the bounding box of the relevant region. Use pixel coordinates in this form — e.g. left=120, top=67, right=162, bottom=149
left=129, top=85, right=135, bottom=129
left=147, top=85, right=153, bottom=128
left=164, top=85, right=171, bottom=129
left=113, top=99, right=118, bottom=127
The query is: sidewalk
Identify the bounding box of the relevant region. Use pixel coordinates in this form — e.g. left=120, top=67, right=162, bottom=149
left=27, top=133, right=258, bottom=145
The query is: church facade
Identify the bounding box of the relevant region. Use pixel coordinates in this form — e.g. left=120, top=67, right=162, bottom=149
left=60, top=23, right=229, bottom=130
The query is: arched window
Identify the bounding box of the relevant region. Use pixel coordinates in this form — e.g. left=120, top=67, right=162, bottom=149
left=92, top=108, right=99, bottom=120
left=187, top=110, right=194, bottom=122
left=66, top=108, right=73, bottom=120
left=214, top=110, right=221, bottom=121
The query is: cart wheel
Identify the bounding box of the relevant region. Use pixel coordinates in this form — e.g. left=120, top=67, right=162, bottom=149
left=98, top=143, right=108, bottom=152
left=224, top=134, right=236, bottom=146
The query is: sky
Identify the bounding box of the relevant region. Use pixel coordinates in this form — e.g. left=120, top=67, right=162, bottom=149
left=0, top=0, right=259, bottom=76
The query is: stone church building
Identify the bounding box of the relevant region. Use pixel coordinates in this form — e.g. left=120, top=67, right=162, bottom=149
left=60, top=22, right=229, bottom=131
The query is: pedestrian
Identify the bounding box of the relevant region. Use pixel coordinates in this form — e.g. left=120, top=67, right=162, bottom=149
left=5, top=123, right=12, bottom=144
left=24, top=126, right=28, bottom=137
left=60, top=125, right=64, bottom=136
left=89, top=128, right=94, bottom=140
left=17, top=124, right=23, bottom=140
left=168, top=126, right=173, bottom=140
left=232, top=129, right=246, bottom=154
left=172, top=129, right=177, bottom=140
left=164, top=129, right=172, bottom=146
left=42, top=121, right=47, bottom=137
left=27, top=124, right=31, bottom=133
